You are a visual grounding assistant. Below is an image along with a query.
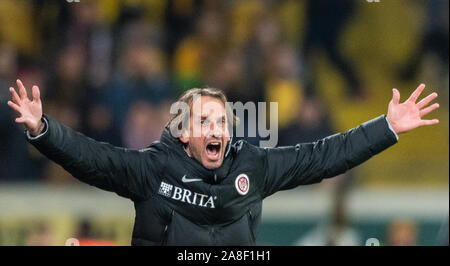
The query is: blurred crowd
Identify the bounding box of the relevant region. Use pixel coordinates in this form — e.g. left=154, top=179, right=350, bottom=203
left=0, top=0, right=448, bottom=182
left=0, top=0, right=448, bottom=246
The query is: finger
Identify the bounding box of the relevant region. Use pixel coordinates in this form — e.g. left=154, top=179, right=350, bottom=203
left=420, top=119, right=439, bottom=127
left=32, top=85, right=41, bottom=103
left=417, top=92, right=438, bottom=109
left=407, top=83, right=426, bottom=103
left=419, top=103, right=439, bottom=117
left=7, top=100, right=22, bottom=113
left=9, top=87, right=21, bottom=104
left=16, top=79, right=28, bottom=100
left=392, top=88, right=400, bottom=105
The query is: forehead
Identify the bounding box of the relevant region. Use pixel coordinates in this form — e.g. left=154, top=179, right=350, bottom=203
left=191, top=96, right=226, bottom=117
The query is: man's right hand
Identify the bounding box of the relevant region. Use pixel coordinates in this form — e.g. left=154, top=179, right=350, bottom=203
left=7, top=79, right=44, bottom=136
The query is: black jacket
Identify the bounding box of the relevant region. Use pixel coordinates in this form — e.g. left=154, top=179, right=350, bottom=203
left=27, top=114, right=398, bottom=245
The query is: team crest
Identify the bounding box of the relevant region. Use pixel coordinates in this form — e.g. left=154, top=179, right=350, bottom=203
left=235, top=174, right=250, bottom=196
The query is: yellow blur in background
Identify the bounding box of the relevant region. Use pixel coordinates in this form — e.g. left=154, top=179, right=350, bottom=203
left=0, top=0, right=448, bottom=246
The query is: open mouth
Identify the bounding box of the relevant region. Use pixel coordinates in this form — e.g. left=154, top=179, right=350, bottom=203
left=205, top=141, right=222, bottom=160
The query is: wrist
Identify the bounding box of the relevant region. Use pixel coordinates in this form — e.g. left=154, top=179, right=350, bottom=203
left=386, top=115, right=400, bottom=136
left=29, top=119, right=44, bottom=137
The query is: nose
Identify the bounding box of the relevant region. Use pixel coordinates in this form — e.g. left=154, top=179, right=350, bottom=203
left=209, top=122, right=222, bottom=138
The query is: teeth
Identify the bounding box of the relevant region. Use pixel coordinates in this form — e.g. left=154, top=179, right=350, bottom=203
left=211, top=142, right=220, bottom=145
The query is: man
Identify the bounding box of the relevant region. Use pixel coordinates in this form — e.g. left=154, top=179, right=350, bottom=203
left=7, top=80, right=439, bottom=245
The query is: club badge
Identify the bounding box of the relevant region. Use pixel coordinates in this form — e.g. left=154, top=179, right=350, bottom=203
left=235, top=174, right=250, bottom=196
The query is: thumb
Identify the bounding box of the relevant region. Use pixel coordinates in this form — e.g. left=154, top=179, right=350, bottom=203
left=392, top=88, right=400, bottom=105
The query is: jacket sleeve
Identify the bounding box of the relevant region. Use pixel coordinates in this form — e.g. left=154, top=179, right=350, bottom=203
left=26, top=114, right=166, bottom=201
left=262, top=115, right=398, bottom=198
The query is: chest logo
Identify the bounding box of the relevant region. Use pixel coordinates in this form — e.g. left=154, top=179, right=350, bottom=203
left=181, top=175, right=202, bottom=183
left=158, top=181, right=216, bottom=208
left=235, top=174, right=250, bottom=196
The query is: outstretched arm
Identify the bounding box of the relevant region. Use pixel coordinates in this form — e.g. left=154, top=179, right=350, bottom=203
left=7, top=80, right=163, bottom=200
left=262, top=84, right=439, bottom=198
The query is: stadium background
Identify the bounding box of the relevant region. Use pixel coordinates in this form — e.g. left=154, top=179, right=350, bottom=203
left=0, top=0, right=448, bottom=245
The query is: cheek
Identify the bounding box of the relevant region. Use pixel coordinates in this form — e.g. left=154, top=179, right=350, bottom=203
left=190, top=138, right=205, bottom=155
left=223, top=126, right=231, bottom=139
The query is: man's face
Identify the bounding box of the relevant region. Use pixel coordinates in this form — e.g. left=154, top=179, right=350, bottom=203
left=180, top=96, right=231, bottom=169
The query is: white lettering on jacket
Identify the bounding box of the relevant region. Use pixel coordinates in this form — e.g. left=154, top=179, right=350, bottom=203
left=158, top=181, right=215, bottom=209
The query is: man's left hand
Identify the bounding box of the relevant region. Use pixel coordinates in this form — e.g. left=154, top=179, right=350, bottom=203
left=387, top=84, right=439, bottom=134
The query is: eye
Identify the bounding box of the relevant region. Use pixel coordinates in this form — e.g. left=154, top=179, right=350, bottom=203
left=201, top=119, right=210, bottom=126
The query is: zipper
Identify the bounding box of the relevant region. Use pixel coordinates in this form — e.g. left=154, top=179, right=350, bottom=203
left=247, top=209, right=256, bottom=243
left=210, top=225, right=217, bottom=246
left=161, top=210, right=174, bottom=245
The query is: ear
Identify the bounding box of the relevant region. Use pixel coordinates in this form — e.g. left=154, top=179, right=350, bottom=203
left=179, top=130, right=189, bottom=144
